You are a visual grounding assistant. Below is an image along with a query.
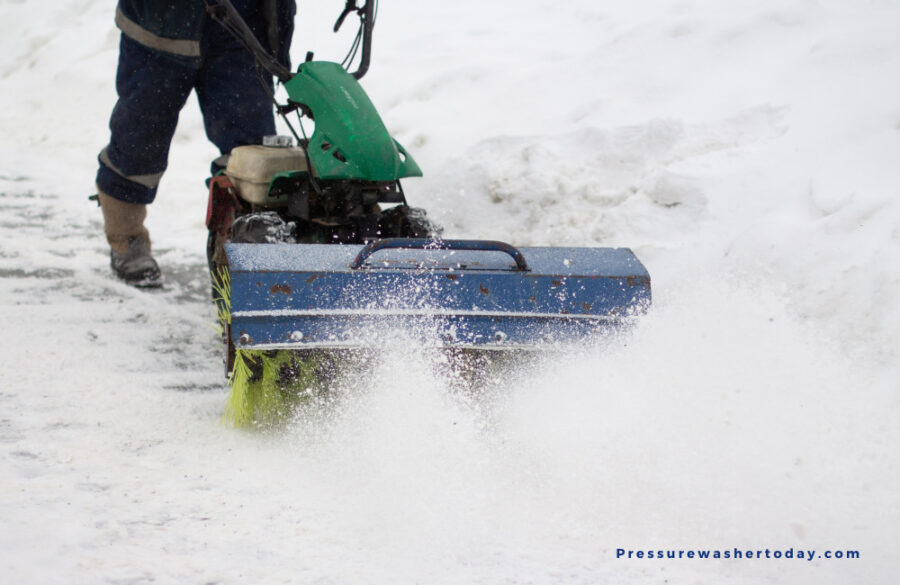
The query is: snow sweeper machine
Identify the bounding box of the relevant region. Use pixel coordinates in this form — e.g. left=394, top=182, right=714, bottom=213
left=202, top=0, right=652, bottom=425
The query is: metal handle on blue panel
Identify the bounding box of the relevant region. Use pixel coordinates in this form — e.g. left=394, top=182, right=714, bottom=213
left=351, top=238, right=530, bottom=271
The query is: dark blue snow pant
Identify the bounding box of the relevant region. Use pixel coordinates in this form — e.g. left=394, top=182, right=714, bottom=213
left=96, top=4, right=276, bottom=205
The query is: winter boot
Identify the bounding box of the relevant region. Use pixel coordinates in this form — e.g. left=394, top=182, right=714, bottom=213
left=97, top=190, right=161, bottom=287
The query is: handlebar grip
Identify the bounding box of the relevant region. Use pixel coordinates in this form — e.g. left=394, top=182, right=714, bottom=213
left=351, top=238, right=530, bottom=271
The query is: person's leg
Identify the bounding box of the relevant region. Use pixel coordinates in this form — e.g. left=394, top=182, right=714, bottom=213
left=95, top=35, right=196, bottom=285
left=195, top=1, right=276, bottom=174
left=98, top=35, right=198, bottom=204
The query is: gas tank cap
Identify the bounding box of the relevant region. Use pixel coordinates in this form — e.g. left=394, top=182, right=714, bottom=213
left=263, top=135, right=294, bottom=148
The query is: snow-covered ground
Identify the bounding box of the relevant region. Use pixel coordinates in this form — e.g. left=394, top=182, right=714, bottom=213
left=1, top=0, right=898, bottom=583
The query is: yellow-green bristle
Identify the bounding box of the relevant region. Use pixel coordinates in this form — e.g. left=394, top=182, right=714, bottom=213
left=223, top=350, right=297, bottom=428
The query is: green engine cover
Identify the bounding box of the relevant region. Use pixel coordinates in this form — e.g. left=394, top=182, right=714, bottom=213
left=283, top=61, right=422, bottom=181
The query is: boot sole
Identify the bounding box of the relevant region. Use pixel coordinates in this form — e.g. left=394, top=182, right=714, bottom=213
left=113, top=268, right=163, bottom=288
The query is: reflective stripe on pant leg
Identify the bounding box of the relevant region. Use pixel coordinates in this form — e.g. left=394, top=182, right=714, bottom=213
left=99, top=147, right=164, bottom=189
left=115, top=5, right=201, bottom=58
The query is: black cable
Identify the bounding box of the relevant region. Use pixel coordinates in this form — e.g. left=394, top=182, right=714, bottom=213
left=291, top=112, right=323, bottom=196
left=340, top=17, right=364, bottom=69
left=206, top=0, right=292, bottom=81
left=339, top=0, right=377, bottom=73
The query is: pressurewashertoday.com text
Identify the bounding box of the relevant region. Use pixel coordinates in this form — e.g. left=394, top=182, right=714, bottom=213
left=616, top=548, right=860, bottom=561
